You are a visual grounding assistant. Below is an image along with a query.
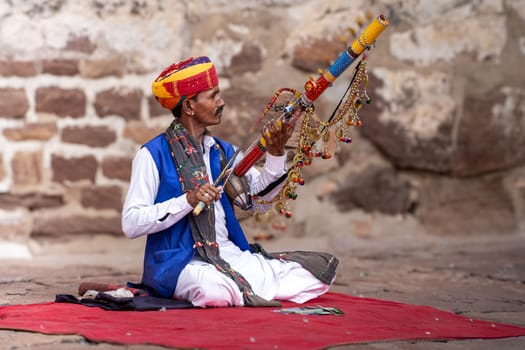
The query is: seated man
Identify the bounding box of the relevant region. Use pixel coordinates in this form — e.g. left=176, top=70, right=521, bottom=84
left=122, top=56, right=338, bottom=307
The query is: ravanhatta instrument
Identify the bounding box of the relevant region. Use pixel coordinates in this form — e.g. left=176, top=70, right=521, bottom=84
left=231, top=14, right=389, bottom=219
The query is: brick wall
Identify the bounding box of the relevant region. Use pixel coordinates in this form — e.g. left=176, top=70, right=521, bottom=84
left=0, top=0, right=524, bottom=245
left=0, top=55, right=170, bottom=240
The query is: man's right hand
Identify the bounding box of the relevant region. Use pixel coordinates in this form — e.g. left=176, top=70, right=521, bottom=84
left=186, top=183, right=221, bottom=208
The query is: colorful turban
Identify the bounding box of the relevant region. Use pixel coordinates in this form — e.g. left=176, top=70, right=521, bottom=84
left=152, top=56, right=219, bottom=110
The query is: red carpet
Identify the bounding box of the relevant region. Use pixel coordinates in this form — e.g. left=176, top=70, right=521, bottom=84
left=1, top=292, right=524, bottom=349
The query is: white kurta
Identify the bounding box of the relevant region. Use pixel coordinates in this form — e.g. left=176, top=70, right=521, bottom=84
left=122, top=135, right=329, bottom=307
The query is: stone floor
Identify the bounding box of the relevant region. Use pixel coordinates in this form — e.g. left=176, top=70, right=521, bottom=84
left=0, top=230, right=524, bottom=349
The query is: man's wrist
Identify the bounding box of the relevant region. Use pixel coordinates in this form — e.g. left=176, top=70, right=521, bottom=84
left=267, top=150, right=284, bottom=156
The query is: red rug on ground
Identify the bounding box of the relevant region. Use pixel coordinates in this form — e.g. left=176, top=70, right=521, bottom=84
left=1, top=292, right=524, bottom=349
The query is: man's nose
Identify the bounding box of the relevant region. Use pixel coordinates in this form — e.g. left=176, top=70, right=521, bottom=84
left=217, top=95, right=225, bottom=106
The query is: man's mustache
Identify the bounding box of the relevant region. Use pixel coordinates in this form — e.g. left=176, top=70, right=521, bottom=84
left=215, top=106, right=224, bottom=116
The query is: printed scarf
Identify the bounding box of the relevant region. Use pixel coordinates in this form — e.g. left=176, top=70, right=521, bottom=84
left=164, top=121, right=280, bottom=307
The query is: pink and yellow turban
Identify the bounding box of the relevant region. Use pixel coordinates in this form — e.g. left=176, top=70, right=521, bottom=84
left=152, top=56, right=219, bottom=110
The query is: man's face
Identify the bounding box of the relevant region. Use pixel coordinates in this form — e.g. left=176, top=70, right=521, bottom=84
left=190, top=86, right=225, bottom=127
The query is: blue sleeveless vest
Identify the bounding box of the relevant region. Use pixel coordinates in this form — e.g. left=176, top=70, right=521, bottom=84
left=142, top=134, right=252, bottom=298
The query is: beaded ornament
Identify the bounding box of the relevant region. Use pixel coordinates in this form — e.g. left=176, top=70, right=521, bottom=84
left=253, top=56, right=371, bottom=223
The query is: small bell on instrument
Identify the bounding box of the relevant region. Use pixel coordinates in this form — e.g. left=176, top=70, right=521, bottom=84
left=224, top=173, right=253, bottom=210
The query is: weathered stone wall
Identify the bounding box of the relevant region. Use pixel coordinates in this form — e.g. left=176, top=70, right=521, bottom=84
left=0, top=0, right=523, bottom=245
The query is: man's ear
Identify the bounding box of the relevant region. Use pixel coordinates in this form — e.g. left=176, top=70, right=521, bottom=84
left=182, top=98, right=194, bottom=115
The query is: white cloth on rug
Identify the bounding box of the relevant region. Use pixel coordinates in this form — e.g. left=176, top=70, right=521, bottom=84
left=174, top=242, right=330, bottom=307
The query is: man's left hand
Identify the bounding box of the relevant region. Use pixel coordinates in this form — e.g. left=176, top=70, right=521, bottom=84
left=262, top=116, right=295, bottom=156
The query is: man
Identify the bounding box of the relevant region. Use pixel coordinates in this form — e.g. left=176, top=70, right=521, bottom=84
left=122, top=56, right=337, bottom=307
